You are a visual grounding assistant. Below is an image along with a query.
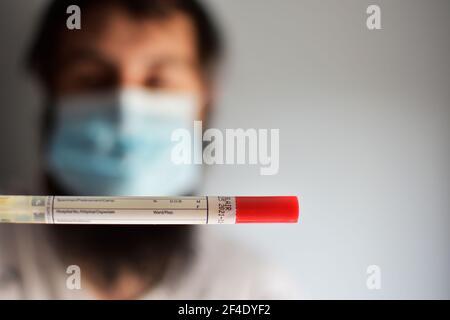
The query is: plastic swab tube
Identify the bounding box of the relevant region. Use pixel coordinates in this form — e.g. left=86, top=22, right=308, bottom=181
left=0, top=196, right=299, bottom=225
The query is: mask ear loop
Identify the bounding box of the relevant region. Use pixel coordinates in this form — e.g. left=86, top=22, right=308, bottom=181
left=40, top=100, right=67, bottom=195
left=41, top=99, right=57, bottom=151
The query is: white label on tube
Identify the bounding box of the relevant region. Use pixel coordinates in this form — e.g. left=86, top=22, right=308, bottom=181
left=44, top=196, right=54, bottom=224
left=207, top=196, right=237, bottom=224
left=46, top=196, right=237, bottom=225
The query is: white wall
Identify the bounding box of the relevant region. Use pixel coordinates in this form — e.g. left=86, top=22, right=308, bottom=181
left=202, top=0, right=450, bottom=299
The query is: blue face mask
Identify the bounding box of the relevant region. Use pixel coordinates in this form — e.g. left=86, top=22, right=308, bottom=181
left=47, top=89, right=201, bottom=196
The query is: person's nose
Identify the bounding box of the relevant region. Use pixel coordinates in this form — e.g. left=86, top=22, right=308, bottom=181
left=116, top=70, right=143, bottom=89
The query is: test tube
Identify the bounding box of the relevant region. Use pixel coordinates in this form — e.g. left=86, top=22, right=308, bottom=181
left=0, top=196, right=299, bottom=225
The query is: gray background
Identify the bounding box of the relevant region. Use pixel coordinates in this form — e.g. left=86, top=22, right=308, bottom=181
left=0, top=0, right=449, bottom=298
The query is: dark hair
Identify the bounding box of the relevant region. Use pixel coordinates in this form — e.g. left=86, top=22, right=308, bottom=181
left=27, top=0, right=223, bottom=82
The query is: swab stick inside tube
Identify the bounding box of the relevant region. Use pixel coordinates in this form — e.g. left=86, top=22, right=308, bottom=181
left=0, top=196, right=299, bottom=225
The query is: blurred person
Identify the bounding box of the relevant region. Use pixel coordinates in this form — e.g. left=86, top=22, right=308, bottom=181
left=0, top=0, right=295, bottom=299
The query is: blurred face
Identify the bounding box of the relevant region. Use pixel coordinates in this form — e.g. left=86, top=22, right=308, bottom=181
left=42, top=6, right=205, bottom=298
left=50, top=6, right=208, bottom=119
left=45, top=6, right=210, bottom=197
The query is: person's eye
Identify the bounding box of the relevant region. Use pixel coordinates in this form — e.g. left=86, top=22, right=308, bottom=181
left=69, top=72, right=112, bottom=91
left=145, top=75, right=166, bottom=89
left=58, top=62, right=115, bottom=92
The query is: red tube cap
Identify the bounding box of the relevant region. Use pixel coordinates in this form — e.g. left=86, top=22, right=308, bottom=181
left=235, top=196, right=299, bottom=223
